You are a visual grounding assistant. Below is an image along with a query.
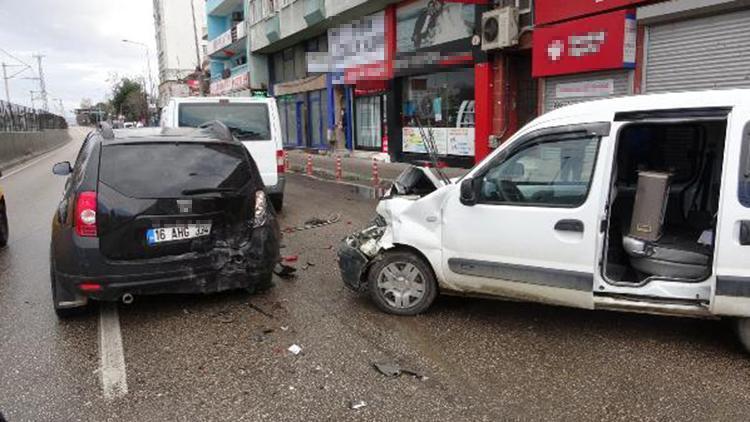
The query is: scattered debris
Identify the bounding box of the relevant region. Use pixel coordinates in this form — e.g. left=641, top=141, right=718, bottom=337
left=280, top=326, right=289, bottom=331
left=372, top=362, right=428, bottom=381
left=349, top=400, right=367, bottom=410
left=284, top=213, right=342, bottom=234
left=212, top=309, right=235, bottom=324
left=301, top=261, right=316, bottom=270
left=282, top=255, right=299, bottom=263
left=288, top=344, right=303, bottom=355
left=248, top=303, right=275, bottom=319
left=274, top=263, right=297, bottom=279
left=262, top=328, right=275, bottom=335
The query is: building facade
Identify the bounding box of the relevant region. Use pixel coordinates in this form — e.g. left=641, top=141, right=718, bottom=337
left=153, top=0, right=208, bottom=107
left=205, top=0, right=750, bottom=166
left=206, top=0, right=268, bottom=96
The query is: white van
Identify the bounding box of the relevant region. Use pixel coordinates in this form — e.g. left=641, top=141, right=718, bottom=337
left=338, top=89, right=750, bottom=352
left=161, top=97, right=286, bottom=210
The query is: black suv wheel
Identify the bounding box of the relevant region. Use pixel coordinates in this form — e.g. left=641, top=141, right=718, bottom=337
left=0, top=199, right=8, bottom=248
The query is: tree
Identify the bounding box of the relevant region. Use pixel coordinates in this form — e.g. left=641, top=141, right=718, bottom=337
left=109, top=77, right=146, bottom=121
left=79, top=98, right=93, bottom=109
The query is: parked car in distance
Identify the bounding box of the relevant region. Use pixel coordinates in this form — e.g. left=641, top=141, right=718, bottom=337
left=49, top=122, right=280, bottom=317
left=161, top=96, right=286, bottom=211
left=338, top=89, right=750, bottom=353
left=0, top=171, right=8, bottom=248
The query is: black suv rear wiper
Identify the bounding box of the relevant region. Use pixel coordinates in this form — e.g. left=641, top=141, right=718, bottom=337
left=226, top=126, right=265, bottom=140
left=181, top=187, right=238, bottom=196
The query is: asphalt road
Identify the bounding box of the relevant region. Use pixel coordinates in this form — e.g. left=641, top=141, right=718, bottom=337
left=2, top=132, right=750, bottom=421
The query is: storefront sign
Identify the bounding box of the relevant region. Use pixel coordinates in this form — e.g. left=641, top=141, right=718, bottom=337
left=308, top=12, right=386, bottom=77
left=532, top=10, right=636, bottom=78
left=555, top=79, right=615, bottom=98
left=397, top=0, right=475, bottom=53
left=402, top=127, right=475, bottom=157
left=535, top=0, right=650, bottom=26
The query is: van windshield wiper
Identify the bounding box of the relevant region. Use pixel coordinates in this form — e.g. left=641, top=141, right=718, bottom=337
left=181, top=187, right=238, bottom=196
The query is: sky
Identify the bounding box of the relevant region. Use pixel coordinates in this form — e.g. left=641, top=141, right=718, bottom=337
left=0, top=0, right=159, bottom=120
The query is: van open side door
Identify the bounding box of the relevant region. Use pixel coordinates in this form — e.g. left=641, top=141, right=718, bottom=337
left=713, top=107, right=750, bottom=317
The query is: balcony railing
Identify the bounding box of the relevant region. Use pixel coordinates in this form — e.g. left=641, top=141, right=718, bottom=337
left=207, top=22, right=247, bottom=56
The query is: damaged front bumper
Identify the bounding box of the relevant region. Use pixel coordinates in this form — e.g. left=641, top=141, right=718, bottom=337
left=337, top=217, right=388, bottom=292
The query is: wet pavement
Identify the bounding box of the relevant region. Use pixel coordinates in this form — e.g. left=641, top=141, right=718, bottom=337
left=2, top=133, right=750, bottom=421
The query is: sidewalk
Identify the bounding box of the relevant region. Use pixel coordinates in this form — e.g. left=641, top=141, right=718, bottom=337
left=284, top=150, right=469, bottom=188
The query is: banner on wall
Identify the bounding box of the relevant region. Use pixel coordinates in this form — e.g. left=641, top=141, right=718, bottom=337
left=402, top=127, right=475, bottom=156
left=396, top=0, right=476, bottom=53
left=535, top=0, right=651, bottom=26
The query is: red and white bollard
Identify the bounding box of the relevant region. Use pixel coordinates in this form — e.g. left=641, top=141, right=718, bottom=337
left=306, top=154, right=313, bottom=176
left=335, top=156, right=343, bottom=182
left=372, top=158, right=380, bottom=187
left=381, top=134, right=389, bottom=154
left=284, top=152, right=290, bottom=173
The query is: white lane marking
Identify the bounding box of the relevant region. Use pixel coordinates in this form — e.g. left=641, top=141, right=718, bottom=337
left=99, top=303, right=128, bottom=400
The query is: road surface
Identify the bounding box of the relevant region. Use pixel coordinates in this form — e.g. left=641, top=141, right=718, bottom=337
left=2, top=131, right=750, bottom=421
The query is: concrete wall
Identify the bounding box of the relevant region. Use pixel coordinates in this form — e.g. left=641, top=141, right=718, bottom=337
left=0, top=129, right=75, bottom=172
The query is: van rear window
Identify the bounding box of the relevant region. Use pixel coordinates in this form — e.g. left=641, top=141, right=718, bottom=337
left=178, top=103, right=271, bottom=141
left=99, top=143, right=253, bottom=198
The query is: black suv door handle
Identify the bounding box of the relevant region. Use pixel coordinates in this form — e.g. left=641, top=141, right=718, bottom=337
left=555, top=219, right=584, bottom=233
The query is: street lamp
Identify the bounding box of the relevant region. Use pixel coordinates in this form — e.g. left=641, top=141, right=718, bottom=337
left=122, top=39, right=155, bottom=102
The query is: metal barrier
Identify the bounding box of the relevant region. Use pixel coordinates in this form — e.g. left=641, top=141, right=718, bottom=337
left=0, top=100, right=67, bottom=132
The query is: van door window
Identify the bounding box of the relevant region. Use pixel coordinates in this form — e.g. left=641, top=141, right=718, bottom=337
left=479, top=136, right=599, bottom=207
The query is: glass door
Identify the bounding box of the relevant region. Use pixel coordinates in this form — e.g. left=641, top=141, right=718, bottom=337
left=354, top=95, right=382, bottom=150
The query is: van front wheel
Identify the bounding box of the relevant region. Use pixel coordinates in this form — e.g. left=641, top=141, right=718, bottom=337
left=368, top=250, right=437, bottom=316
left=736, top=318, right=750, bottom=353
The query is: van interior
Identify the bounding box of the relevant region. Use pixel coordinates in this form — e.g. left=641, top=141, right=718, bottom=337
left=603, top=119, right=727, bottom=285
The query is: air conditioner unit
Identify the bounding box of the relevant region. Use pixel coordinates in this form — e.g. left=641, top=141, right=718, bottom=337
left=481, top=7, right=519, bottom=51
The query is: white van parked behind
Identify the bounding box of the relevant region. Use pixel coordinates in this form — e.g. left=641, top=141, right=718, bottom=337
left=338, top=89, right=750, bottom=352
left=161, top=96, right=286, bottom=210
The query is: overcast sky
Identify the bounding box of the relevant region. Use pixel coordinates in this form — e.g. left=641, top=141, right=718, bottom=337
left=0, top=0, right=158, bottom=120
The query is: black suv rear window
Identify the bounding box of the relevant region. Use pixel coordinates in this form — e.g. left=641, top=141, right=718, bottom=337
left=178, top=103, right=271, bottom=141
left=100, top=143, right=253, bottom=198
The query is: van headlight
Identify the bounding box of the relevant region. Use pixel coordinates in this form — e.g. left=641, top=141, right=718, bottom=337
left=253, top=190, right=269, bottom=227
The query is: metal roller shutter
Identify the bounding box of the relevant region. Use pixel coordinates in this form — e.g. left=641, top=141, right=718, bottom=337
left=544, top=70, right=632, bottom=113
left=645, top=9, right=750, bottom=93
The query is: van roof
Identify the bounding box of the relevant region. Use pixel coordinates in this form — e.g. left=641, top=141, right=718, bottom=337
left=167, top=96, right=273, bottom=104
left=104, top=126, right=237, bottom=146
left=535, top=88, right=750, bottom=127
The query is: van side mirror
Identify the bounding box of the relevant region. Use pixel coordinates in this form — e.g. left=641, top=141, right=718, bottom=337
left=460, top=177, right=480, bottom=206
left=52, top=161, right=72, bottom=176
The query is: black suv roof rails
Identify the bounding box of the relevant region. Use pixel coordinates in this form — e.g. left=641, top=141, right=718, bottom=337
left=99, top=122, right=115, bottom=140
left=199, top=120, right=234, bottom=142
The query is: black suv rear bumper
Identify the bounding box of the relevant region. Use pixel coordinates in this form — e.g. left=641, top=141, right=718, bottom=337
left=53, top=223, right=280, bottom=302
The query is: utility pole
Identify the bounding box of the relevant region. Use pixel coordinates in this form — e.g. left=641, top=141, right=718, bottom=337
left=2, top=63, right=9, bottom=102
left=33, top=54, right=49, bottom=112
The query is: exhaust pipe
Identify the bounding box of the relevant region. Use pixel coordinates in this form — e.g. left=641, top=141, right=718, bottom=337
left=121, top=293, right=134, bottom=305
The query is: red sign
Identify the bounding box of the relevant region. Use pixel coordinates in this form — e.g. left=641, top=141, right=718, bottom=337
left=532, top=9, right=636, bottom=78
left=535, top=0, right=650, bottom=26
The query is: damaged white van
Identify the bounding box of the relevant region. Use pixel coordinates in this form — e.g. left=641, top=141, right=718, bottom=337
left=338, top=89, right=750, bottom=352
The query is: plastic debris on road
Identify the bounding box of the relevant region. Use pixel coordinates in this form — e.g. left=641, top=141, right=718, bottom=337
left=373, top=361, right=428, bottom=381
left=274, top=263, right=297, bottom=279
left=288, top=344, right=302, bottom=355
left=349, top=400, right=367, bottom=410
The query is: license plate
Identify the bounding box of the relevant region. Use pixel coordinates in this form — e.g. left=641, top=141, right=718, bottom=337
left=146, top=224, right=212, bottom=245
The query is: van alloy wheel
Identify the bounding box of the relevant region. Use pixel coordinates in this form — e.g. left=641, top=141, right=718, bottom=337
left=368, top=250, right=437, bottom=316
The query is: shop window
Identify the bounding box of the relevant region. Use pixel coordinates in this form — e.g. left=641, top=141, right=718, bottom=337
left=355, top=96, right=383, bottom=150
left=402, top=68, right=475, bottom=129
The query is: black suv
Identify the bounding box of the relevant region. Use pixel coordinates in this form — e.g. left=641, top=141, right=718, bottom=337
left=50, top=123, right=280, bottom=317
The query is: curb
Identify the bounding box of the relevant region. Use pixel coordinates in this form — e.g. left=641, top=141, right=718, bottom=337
left=287, top=169, right=386, bottom=200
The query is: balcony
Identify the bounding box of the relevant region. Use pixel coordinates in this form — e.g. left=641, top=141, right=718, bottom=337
left=209, top=64, right=250, bottom=96
left=206, top=0, right=243, bottom=16
left=207, top=22, right=247, bottom=57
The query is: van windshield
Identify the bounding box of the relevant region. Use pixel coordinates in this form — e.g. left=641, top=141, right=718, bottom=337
left=178, top=103, right=271, bottom=141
